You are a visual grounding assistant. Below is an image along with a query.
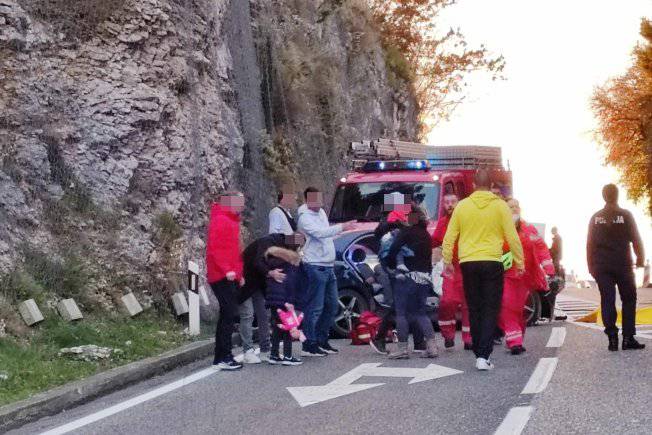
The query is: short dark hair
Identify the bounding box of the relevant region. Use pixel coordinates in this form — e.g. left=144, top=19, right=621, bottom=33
left=277, top=190, right=284, bottom=203
left=474, top=169, right=491, bottom=189
left=304, top=186, right=320, bottom=200
left=602, top=184, right=619, bottom=204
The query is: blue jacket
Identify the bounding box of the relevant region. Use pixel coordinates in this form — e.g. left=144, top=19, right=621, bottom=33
left=263, top=246, right=301, bottom=308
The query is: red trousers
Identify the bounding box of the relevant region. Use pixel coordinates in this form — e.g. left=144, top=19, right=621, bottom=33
left=498, top=277, right=528, bottom=348
left=438, top=267, right=471, bottom=345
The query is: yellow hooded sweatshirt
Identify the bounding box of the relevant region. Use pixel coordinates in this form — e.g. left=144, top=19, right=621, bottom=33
left=442, top=190, right=524, bottom=268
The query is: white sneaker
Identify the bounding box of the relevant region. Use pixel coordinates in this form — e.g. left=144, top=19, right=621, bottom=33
left=233, top=353, right=245, bottom=363
left=476, top=358, right=494, bottom=371
left=258, top=351, right=271, bottom=362
left=242, top=349, right=262, bottom=364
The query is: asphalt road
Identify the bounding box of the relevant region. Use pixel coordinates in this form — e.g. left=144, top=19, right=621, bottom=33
left=10, top=320, right=652, bottom=435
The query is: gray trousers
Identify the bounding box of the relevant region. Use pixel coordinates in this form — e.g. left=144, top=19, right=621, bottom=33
left=239, top=290, right=271, bottom=352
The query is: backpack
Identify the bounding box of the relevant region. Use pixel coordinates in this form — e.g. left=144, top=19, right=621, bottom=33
left=349, top=311, right=383, bottom=345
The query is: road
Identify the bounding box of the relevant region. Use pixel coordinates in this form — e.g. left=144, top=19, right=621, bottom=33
left=10, top=319, right=652, bottom=434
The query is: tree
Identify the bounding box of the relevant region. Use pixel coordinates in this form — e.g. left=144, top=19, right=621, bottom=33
left=592, top=18, right=652, bottom=214
left=370, top=0, right=505, bottom=137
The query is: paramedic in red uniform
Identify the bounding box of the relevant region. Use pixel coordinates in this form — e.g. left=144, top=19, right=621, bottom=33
left=432, top=193, right=472, bottom=350
left=499, top=198, right=555, bottom=355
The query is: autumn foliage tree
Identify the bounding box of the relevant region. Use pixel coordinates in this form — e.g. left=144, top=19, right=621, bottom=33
left=592, top=18, right=652, bottom=214
left=369, top=0, right=505, bottom=137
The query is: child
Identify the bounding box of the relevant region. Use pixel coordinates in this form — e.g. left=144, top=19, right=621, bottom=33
left=264, top=238, right=303, bottom=366
left=377, top=209, right=413, bottom=280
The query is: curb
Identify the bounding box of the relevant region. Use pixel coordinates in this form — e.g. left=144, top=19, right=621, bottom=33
left=0, top=338, right=214, bottom=433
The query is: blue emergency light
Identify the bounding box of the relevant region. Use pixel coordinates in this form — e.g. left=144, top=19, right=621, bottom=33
left=362, top=160, right=430, bottom=172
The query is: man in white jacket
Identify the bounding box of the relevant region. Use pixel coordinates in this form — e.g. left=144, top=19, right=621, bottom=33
left=269, top=189, right=297, bottom=235
left=298, top=187, right=355, bottom=356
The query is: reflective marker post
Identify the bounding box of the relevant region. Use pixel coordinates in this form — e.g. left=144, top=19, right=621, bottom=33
left=187, top=260, right=200, bottom=336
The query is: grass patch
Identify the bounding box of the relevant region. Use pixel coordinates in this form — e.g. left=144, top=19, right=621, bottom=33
left=0, top=313, right=209, bottom=406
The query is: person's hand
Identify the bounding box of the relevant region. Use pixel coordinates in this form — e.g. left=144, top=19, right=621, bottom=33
left=444, top=263, right=454, bottom=277
left=268, top=268, right=286, bottom=283
left=239, top=277, right=245, bottom=287
left=226, top=271, right=236, bottom=281
left=432, top=247, right=443, bottom=264
left=341, top=220, right=357, bottom=231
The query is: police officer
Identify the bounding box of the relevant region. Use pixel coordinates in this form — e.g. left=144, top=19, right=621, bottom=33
left=587, top=184, right=646, bottom=351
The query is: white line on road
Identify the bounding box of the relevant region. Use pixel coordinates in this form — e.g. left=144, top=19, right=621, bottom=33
left=521, top=358, right=558, bottom=395
left=494, top=406, right=534, bottom=435
left=39, top=367, right=218, bottom=435
left=545, top=327, right=566, bottom=348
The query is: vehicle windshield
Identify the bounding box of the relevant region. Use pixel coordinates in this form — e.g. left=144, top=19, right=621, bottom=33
left=329, top=182, right=440, bottom=223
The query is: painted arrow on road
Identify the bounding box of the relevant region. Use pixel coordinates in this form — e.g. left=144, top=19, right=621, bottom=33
left=287, top=363, right=463, bottom=407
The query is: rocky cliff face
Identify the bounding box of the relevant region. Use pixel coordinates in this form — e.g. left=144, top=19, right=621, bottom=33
left=0, top=0, right=417, bottom=315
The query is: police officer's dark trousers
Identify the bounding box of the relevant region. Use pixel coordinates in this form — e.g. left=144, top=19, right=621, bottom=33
left=594, top=266, right=637, bottom=337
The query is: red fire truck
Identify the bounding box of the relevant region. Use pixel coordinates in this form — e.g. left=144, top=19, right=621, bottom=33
left=328, top=139, right=514, bottom=336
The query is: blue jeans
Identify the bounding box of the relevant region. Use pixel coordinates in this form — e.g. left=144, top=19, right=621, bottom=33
left=394, top=277, right=435, bottom=343
left=302, top=264, right=339, bottom=346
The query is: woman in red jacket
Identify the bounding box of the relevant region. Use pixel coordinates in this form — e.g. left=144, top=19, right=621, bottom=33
left=206, top=191, right=245, bottom=370
left=499, top=198, right=555, bottom=355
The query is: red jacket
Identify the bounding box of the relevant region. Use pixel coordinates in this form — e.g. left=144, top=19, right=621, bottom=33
left=505, top=221, right=555, bottom=289
left=206, top=204, right=243, bottom=284
left=432, top=214, right=459, bottom=263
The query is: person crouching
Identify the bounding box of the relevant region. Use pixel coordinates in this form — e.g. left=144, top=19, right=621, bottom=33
left=265, top=233, right=305, bottom=366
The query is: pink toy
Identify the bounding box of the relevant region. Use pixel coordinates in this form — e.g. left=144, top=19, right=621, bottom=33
left=276, top=303, right=306, bottom=342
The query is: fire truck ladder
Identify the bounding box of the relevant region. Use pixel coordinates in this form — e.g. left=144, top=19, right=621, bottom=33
left=349, top=139, right=504, bottom=171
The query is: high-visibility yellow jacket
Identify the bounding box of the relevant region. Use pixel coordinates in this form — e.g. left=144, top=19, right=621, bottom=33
left=442, top=191, right=524, bottom=268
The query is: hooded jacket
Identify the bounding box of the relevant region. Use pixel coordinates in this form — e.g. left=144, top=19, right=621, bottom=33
left=264, top=246, right=302, bottom=308
left=238, top=233, right=286, bottom=303
left=442, top=191, right=524, bottom=268
left=297, top=204, right=343, bottom=266
left=206, top=204, right=243, bottom=284
left=505, top=221, right=555, bottom=290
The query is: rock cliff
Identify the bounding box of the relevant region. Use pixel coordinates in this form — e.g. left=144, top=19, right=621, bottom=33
left=0, top=0, right=417, bottom=316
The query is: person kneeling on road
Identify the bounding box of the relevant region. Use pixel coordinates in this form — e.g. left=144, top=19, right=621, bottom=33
left=264, top=233, right=305, bottom=366
left=298, top=187, right=356, bottom=357
left=498, top=198, right=555, bottom=355
left=386, top=207, right=438, bottom=359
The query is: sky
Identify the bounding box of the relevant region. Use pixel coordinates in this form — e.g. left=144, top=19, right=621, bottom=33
left=427, top=0, right=652, bottom=281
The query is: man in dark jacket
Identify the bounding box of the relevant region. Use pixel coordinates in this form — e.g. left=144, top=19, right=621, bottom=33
left=550, top=226, right=563, bottom=274
left=237, top=233, right=292, bottom=363
left=587, top=184, right=646, bottom=351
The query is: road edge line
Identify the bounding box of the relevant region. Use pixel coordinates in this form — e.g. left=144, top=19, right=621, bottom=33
left=0, top=339, right=214, bottom=433
left=545, top=327, right=567, bottom=348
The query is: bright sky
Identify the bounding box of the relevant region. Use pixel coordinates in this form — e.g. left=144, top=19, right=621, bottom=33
left=427, top=0, right=652, bottom=281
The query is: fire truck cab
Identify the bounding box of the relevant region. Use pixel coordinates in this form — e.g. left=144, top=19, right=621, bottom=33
left=329, top=139, right=513, bottom=230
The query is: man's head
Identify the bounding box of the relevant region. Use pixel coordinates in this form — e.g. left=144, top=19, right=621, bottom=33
left=474, top=169, right=491, bottom=191
left=551, top=226, right=558, bottom=236
left=284, top=232, right=305, bottom=250
left=442, top=193, right=459, bottom=216
left=219, top=191, right=245, bottom=214
left=304, top=187, right=323, bottom=211
left=602, top=183, right=619, bottom=205
left=278, top=187, right=297, bottom=209
left=507, top=198, right=521, bottom=223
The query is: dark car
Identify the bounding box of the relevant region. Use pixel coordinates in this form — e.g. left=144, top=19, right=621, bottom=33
left=331, top=230, right=439, bottom=337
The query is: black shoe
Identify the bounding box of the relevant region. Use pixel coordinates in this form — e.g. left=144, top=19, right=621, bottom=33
left=282, top=356, right=303, bottom=366
left=444, top=339, right=455, bottom=349
left=608, top=334, right=619, bottom=351
left=301, top=343, right=328, bottom=357
left=319, top=342, right=339, bottom=354
left=268, top=355, right=284, bottom=365
left=370, top=338, right=388, bottom=354
left=464, top=342, right=473, bottom=351
left=214, top=359, right=243, bottom=370
left=622, top=336, right=645, bottom=350
left=510, top=345, right=526, bottom=355
left=413, top=342, right=426, bottom=353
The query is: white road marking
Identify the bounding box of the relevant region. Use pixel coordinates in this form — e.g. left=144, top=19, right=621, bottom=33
left=569, top=321, right=652, bottom=339
left=287, top=362, right=463, bottom=407
left=39, top=367, right=218, bottom=435
left=494, top=406, right=534, bottom=435
left=521, top=358, right=558, bottom=395
left=546, top=327, right=566, bottom=348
